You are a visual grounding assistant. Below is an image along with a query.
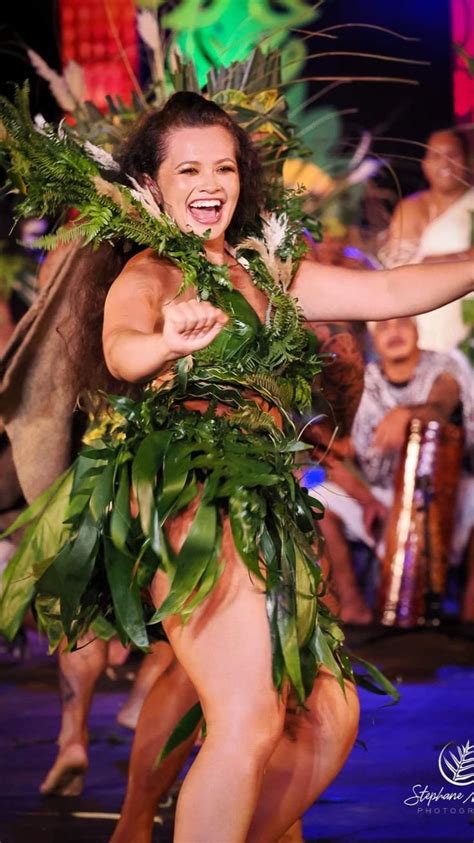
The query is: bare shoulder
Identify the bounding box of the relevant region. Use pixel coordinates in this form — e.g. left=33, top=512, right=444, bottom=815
left=391, top=191, right=429, bottom=235
left=110, top=248, right=183, bottom=305
left=396, top=191, right=428, bottom=214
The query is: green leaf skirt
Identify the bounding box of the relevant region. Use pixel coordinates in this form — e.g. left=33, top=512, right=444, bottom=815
left=0, top=380, right=397, bottom=702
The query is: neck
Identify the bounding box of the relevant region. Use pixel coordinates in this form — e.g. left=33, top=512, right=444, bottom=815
left=428, top=185, right=467, bottom=212
left=204, top=235, right=227, bottom=265
left=382, top=349, right=420, bottom=384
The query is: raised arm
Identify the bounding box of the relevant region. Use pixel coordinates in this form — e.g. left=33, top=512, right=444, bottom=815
left=291, top=257, right=473, bottom=322
left=103, top=256, right=227, bottom=383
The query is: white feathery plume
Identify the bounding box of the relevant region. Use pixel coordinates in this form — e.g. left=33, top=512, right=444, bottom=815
left=84, top=141, right=120, bottom=172
left=262, top=212, right=293, bottom=290
left=33, top=114, right=47, bottom=135
left=262, top=213, right=287, bottom=253
left=62, top=60, right=86, bottom=104
left=127, top=175, right=162, bottom=220
left=137, top=10, right=165, bottom=85
left=348, top=131, right=372, bottom=170
left=168, top=43, right=181, bottom=76
left=238, top=212, right=293, bottom=292
left=346, top=157, right=381, bottom=186
left=36, top=114, right=67, bottom=140
left=27, top=49, right=76, bottom=112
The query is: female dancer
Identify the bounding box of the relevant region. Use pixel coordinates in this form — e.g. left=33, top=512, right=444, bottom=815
left=102, top=94, right=470, bottom=842
left=0, top=91, right=472, bottom=842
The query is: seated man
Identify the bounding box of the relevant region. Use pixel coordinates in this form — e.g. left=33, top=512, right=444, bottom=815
left=310, top=316, right=473, bottom=624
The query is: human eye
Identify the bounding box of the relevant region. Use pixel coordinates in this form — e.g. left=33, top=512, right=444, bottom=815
left=179, top=167, right=198, bottom=175
left=217, top=164, right=236, bottom=173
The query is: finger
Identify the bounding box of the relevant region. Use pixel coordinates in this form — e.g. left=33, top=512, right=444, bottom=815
left=190, top=302, right=226, bottom=332
left=171, top=302, right=226, bottom=333
left=167, top=302, right=209, bottom=334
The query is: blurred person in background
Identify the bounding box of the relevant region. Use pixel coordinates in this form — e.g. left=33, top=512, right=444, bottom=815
left=310, top=316, right=473, bottom=623
left=381, top=128, right=474, bottom=354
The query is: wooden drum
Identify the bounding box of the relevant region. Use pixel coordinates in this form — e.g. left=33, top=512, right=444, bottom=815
left=379, top=418, right=463, bottom=627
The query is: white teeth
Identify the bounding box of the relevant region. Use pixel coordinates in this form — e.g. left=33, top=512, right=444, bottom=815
left=189, top=200, right=222, bottom=209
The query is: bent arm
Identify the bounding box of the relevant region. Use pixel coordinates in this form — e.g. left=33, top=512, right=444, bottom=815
left=291, top=258, right=473, bottom=322
left=103, top=259, right=227, bottom=383
left=103, top=268, right=176, bottom=383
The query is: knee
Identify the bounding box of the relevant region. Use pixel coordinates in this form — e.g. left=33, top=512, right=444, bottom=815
left=209, top=695, right=285, bottom=759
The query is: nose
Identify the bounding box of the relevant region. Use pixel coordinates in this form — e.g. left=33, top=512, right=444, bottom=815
left=197, top=169, right=222, bottom=193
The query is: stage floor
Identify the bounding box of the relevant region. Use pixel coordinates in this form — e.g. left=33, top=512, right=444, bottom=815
left=1, top=625, right=473, bottom=843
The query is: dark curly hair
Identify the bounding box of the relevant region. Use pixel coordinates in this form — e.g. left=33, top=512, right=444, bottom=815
left=70, top=92, right=264, bottom=399
left=119, top=91, right=263, bottom=243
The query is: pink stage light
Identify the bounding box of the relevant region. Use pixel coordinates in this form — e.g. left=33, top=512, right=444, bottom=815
left=59, top=0, right=139, bottom=110
left=451, top=0, right=474, bottom=123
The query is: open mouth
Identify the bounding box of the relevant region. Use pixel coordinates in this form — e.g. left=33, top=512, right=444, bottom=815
left=187, top=198, right=224, bottom=226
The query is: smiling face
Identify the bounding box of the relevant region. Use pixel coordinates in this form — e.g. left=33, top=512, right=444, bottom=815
left=422, top=131, right=466, bottom=195
left=155, top=125, right=241, bottom=247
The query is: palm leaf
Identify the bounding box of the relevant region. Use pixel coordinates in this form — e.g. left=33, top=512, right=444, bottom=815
left=155, top=702, right=203, bottom=766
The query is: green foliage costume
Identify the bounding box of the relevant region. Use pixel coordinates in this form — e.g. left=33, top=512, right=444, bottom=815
left=0, top=87, right=396, bottom=705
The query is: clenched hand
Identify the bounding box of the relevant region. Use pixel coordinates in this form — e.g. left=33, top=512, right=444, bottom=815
left=162, top=299, right=228, bottom=358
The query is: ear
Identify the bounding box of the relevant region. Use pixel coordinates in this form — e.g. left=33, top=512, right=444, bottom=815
left=142, top=173, right=163, bottom=206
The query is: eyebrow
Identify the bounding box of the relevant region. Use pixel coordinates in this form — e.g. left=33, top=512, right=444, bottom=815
left=175, top=158, right=237, bottom=169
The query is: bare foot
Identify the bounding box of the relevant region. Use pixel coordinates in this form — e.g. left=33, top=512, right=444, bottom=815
left=39, top=742, right=88, bottom=796
left=278, top=818, right=305, bottom=842
left=116, top=702, right=140, bottom=731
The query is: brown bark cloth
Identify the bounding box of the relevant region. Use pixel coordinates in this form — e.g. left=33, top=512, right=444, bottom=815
left=0, top=243, right=116, bottom=503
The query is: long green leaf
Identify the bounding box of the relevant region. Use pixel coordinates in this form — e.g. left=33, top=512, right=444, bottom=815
left=0, top=470, right=74, bottom=639
left=159, top=442, right=195, bottom=519
left=0, top=468, right=72, bottom=539
left=51, top=511, right=99, bottom=633
left=89, top=462, right=114, bottom=521
left=132, top=431, right=172, bottom=535
left=349, top=653, right=400, bottom=702
left=310, top=625, right=345, bottom=692
left=110, top=465, right=131, bottom=552
left=149, top=499, right=217, bottom=623
left=104, top=539, right=149, bottom=649
left=155, top=702, right=203, bottom=766
left=294, top=547, right=317, bottom=647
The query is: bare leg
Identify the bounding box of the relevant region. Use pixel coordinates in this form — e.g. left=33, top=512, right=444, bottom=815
left=151, top=517, right=287, bottom=843
left=111, top=663, right=357, bottom=843
left=117, top=641, right=175, bottom=730
left=40, top=634, right=108, bottom=796
left=278, top=820, right=304, bottom=843
left=246, top=669, right=360, bottom=842
left=110, top=651, right=200, bottom=843
left=320, top=510, right=373, bottom=623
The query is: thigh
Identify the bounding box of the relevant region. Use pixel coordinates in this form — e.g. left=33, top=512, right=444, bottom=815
left=285, top=667, right=359, bottom=749
left=151, top=516, right=285, bottom=723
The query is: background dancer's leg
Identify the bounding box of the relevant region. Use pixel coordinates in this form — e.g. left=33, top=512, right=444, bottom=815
left=152, top=518, right=287, bottom=843
left=40, top=634, right=108, bottom=796
left=110, top=650, right=199, bottom=843
left=117, top=641, right=175, bottom=730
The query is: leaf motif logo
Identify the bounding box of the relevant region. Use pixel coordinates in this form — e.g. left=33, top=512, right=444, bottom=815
left=438, top=740, right=474, bottom=787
